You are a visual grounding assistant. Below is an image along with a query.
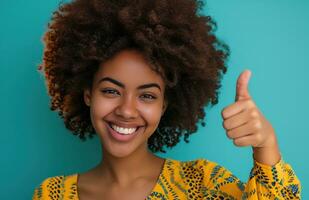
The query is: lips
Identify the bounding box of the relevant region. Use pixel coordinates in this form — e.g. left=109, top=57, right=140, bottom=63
left=106, top=121, right=144, bottom=142
left=108, top=122, right=140, bottom=134
left=107, top=121, right=143, bottom=129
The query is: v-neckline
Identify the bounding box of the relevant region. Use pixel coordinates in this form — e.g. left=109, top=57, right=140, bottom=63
left=74, top=158, right=168, bottom=199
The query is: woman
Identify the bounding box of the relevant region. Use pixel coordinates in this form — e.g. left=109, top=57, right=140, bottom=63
left=33, top=0, right=301, bottom=199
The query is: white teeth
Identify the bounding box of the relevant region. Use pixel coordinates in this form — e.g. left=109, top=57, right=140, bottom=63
left=111, top=124, right=137, bottom=135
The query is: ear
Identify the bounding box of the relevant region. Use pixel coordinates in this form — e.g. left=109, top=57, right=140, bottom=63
left=83, top=88, right=92, bottom=107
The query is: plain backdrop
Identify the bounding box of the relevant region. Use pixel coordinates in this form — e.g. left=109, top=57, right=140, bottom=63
left=0, top=0, right=308, bottom=199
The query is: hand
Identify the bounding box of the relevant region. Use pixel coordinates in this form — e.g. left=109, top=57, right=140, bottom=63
left=221, top=70, right=281, bottom=165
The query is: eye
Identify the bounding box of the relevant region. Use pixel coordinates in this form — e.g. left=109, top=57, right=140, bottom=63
left=101, top=89, right=120, bottom=96
left=140, top=94, right=157, bottom=100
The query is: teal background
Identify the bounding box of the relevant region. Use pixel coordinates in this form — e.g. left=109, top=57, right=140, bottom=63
left=1, top=0, right=308, bottom=199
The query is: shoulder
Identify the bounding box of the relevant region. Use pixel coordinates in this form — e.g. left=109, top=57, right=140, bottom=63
left=32, top=174, right=78, bottom=199
left=167, top=158, right=224, bottom=172
left=156, top=158, right=244, bottom=198
left=164, top=157, right=231, bottom=180
left=165, top=158, right=240, bottom=186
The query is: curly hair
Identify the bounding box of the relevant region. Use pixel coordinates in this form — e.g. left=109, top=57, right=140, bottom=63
left=39, top=0, right=229, bottom=153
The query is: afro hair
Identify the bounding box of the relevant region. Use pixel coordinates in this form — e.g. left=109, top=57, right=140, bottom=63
left=39, top=0, right=230, bottom=153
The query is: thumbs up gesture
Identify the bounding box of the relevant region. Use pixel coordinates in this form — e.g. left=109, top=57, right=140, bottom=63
left=221, top=70, right=281, bottom=165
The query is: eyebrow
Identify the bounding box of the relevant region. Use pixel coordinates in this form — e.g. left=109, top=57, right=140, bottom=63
left=98, top=77, right=161, bottom=91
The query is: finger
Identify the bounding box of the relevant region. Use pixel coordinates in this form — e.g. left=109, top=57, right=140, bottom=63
left=233, top=133, right=261, bottom=147
left=221, top=99, right=254, bottom=120
left=226, top=119, right=256, bottom=139
left=222, top=108, right=251, bottom=131
left=235, top=69, right=252, bottom=102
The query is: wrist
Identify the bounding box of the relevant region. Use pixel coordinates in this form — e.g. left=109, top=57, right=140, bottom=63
left=252, top=134, right=281, bottom=165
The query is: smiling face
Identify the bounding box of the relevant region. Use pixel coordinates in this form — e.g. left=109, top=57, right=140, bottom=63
left=84, top=49, right=168, bottom=158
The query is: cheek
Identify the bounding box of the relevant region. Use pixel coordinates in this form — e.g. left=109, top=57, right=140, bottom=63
left=140, top=105, right=163, bottom=126
left=90, top=98, right=114, bottom=118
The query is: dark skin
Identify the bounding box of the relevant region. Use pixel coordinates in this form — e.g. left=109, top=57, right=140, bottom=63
left=81, top=49, right=168, bottom=200
left=78, top=50, right=281, bottom=200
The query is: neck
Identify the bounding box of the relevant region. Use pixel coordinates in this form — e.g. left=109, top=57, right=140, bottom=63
left=95, top=142, right=162, bottom=187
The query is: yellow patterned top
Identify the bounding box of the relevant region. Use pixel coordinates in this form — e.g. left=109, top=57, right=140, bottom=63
left=32, top=157, right=301, bottom=199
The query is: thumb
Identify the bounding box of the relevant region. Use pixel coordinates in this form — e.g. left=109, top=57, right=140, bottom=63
left=235, top=69, right=252, bottom=101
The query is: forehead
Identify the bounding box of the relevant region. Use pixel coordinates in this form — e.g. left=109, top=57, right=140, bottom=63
left=94, top=50, right=165, bottom=88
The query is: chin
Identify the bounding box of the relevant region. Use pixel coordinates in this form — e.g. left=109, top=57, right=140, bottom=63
left=103, top=141, right=144, bottom=158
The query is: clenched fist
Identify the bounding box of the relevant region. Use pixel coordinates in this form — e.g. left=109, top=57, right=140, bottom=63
left=221, top=70, right=281, bottom=165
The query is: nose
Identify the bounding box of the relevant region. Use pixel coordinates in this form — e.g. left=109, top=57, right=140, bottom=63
left=114, top=95, right=139, bottom=120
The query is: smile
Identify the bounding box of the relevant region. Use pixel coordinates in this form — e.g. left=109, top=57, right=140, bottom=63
left=108, top=122, right=140, bottom=135
left=106, top=121, right=143, bottom=142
